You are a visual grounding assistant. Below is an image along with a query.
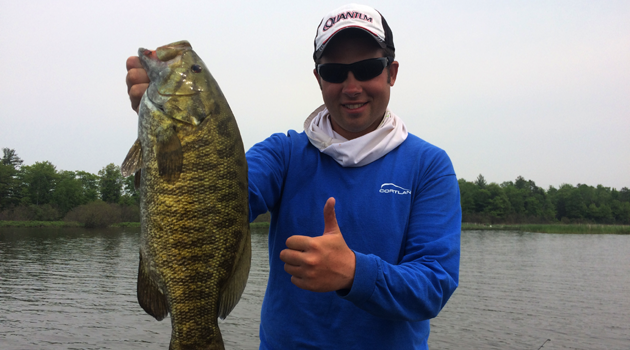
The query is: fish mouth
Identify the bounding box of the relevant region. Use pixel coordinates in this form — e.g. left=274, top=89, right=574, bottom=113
left=139, top=48, right=157, bottom=60
left=138, top=48, right=161, bottom=68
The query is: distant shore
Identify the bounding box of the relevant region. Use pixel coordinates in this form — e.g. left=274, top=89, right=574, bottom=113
left=462, top=223, right=630, bottom=234
left=0, top=220, right=269, bottom=230
left=1, top=220, right=628, bottom=234
left=0, top=221, right=140, bottom=228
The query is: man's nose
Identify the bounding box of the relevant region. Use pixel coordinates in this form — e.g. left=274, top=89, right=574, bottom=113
left=342, top=72, right=362, bottom=96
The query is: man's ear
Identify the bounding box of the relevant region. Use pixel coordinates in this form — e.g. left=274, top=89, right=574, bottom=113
left=388, top=61, right=399, bottom=86
left=313, top=68, right=323, bottom=90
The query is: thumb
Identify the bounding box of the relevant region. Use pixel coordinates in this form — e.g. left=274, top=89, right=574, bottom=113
left=323, top=197, right=340, bottom=235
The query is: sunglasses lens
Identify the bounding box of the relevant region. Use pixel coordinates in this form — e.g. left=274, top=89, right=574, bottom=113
left=318, top=65, right=347, bottom=84
left=353, top=59, right=387, bottom=81
left=317, top=58, right=389, bottom=83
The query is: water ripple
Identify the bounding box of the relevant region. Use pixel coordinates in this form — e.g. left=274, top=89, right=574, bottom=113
left=1, top=228, right=628, bottom=349
left=0, top=228, right=268, bottom=350
left=429, top=231, right=630, bottom=350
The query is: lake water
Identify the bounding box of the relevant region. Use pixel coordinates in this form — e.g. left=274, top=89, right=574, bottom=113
left=0, top=228, right=628, bottom=350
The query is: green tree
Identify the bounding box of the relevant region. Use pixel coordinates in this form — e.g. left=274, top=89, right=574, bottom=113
left=0, top=163, right=19, bottom=209
left=76, top=171, right=99, bottom=202
left=0, top=149, right=23, bottom=209
left=474, top=188, right=491, bottom=213
left=2, top=148, right=23, bottom=168
left=98, top=163, right=123, bottom=203
left=610, top=200, right=630, bottom=224
left=483, top=183, right=511, bottom=220
left=458, top=179, right=477, bottom=214
left=458, top=176, right=627, bottom=224
left=593, top=185, right=612, bottom=206
left=51, top=171, right=86, bottom=215
left=524, top=196, right=543, bottom=217
left=119, top=174, right=139, bottom=205
left=551, top=183, right=587, bottom=221
left=514, top=176, right=527, bottom=190
left=566, top=187, right=587, bottom=220
left=503, top=185, right=526, bottom=215
left=474, top=174, right=487, bottom=189
left=19, top=161, right=58, bottom=206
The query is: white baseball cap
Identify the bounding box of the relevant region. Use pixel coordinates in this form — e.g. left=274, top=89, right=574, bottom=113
left=313, top=3, right=395, bottom=61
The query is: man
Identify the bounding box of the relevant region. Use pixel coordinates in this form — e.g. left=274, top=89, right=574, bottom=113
left=126, top=4, right=461, bottom=349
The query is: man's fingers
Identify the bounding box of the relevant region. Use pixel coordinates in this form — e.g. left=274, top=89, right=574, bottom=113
left=126, top=68, right=149, bottom=92
left=127, top=82, right=147, bottom=112
left=279, top=248, right=303, bottom=266
left=284, top=261, right=303, bottom=276
left=129, top=83, right=149, bottom=99
left=323, top=197, right=340, bottom=235
left=125, top=58, right=149, bottom=113
left=290, top=276, right=305, bottom=290
left=285, top=235, right=313, bottom=251
left=126, top=56, right=143, bottom=71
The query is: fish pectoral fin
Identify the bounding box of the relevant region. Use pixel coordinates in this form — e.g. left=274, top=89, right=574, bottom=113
left=137, top=251, right=169, bottom=321
left=156, top=132, right=183, bottom=183
left=122, top=139, right=143, bottom=177
left=218, top=228, right=251, bottom=319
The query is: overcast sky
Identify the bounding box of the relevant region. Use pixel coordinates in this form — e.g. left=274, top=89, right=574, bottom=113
left=1, top=0, right=628, bottom=190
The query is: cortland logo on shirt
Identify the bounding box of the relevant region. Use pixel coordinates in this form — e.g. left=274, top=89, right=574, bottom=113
left=379, top=183, right=411, bottom=195
left=323, top=11, right=373, bottom=31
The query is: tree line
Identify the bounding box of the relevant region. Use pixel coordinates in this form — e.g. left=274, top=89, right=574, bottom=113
left=460, top=175, right=630, bottom=225
left=0, top=148, right=138, bottom=227
left=1, top=148, right=629, bottom=226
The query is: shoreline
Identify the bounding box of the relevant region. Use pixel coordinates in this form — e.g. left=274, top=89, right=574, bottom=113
left=1, top=220, right=628, bottom=234
left=462, top=223, right=630, bottom=234
left=0, top=221, right=269, bottom=230
left=0, top=221, right=141, bottom=228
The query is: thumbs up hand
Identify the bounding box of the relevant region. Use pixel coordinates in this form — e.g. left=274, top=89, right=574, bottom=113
left=280, top=197, right=356, bottom=293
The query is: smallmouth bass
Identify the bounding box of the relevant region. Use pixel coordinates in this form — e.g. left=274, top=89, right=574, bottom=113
left=122, top=40, right=250, bottom=350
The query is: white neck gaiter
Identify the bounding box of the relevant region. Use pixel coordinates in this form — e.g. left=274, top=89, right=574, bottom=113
left=304, top=105, right=408, bottom=167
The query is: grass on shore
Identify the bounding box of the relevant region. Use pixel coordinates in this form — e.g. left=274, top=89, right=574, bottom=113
left=0, top=220, right=264, bottom=230
left=250, top=222, right=270, bottom=229
left=0, top=220, right=82, bottom=228
left=0, top=221, right=141, bottom=228
left=3, top=220, right=627, bottom=234
left=462, top=223, right=630, bottom=234
left=111, top=222, right=141, bottom=228
left=252, top=222, right=630, bottom=234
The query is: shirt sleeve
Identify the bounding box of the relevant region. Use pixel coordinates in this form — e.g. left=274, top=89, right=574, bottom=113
left=338, top=151, right=462, bottom=322
left=246, top=133, right=291, bottom=222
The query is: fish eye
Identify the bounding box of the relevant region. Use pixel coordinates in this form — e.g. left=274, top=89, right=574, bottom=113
left=191, top=64, right=202, bottom=73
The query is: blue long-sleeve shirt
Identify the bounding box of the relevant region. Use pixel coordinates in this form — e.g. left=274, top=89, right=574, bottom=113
left=247, top=130, right=461, bottom=350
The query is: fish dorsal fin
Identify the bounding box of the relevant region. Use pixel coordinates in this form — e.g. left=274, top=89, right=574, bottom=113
left=121, top=139, right=143, bottom=177
left=156, top=132, right=183, bottom=183
left=218, top=227, right=251, bottom=320
left=137, top=250, right=169, bottom=321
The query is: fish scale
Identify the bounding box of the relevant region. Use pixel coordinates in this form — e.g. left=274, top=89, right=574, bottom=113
left=122, top=40, right=250, bottom=350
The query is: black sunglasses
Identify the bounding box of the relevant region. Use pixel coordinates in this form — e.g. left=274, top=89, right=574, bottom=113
left=316, top=57, right=393, bottom=84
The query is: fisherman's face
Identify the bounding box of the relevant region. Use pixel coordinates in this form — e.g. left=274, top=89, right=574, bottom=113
left=314, top=32, right=398, bottom=140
